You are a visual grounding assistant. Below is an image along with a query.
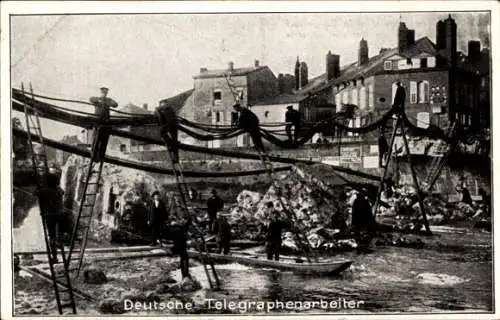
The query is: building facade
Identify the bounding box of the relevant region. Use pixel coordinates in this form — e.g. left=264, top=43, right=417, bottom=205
left=191, top=60, right=279, bottom=148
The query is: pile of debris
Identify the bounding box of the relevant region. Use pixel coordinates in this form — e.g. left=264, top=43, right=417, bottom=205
left=228, top=164, right=357, bottom=251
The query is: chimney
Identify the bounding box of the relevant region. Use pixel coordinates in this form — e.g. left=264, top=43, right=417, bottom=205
left=278, top=73, right=285, bottom=94
left=300, top=62, right=308, bottom=87
left=326, top=51, right=340, bottom=80
left=254, top=59, right=260, bottom=67
left=398, top=22, right=408, bottom=53
left=143, top=103, right=148, bottom=110
left=358, top=38, right=369, bottom=65
left=406, top=29, right=415, bottom=47
left=295, top=56, right=301, bottom=90
left=436, top=20, right=446, bottom=50
left=445, top=14, right=457, bottom=67
left=468, top=40, right=481, bottom=64
left=200, top=67, right=207, bottom=73
left=228, top=61, right=234, bottom=71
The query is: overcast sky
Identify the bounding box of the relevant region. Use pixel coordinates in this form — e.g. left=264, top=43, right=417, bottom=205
left=11, top=11, right=490, bottom=140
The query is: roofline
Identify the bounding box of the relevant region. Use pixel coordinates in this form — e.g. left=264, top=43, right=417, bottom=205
left=193, top=66, right=270, bottom=79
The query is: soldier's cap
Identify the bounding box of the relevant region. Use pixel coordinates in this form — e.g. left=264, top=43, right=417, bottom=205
left=152, top=190, right=161, bottom=197
left=100, top=87, right=109, bottom=91
left=287, top=105, right=293, bottom=109
left=232, top=103, right=241, bottom=109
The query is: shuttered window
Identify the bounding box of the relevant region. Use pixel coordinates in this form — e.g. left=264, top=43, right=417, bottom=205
left=410, top=81, right=418, bottom=104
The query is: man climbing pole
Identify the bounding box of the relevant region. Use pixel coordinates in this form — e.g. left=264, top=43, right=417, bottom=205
left=393, top=81, right=406, bottom=110
left=156, top=100, right=179, bottom=163
left=285, top=105, right=301, bottom=145
left=233, top=103, right=265, bottom=152
left=89, top=87, right=118, bottom=162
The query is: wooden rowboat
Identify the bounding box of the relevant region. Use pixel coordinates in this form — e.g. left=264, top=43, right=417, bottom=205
left=188, top=250, right=352, bottom=276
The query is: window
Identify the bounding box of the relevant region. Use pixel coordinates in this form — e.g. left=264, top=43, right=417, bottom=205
left=384, top=61, right=392, bottom=70
left=264, top=111, right=269, bottom=118
left=347, top=119, right=354, bottom=137
left=406, top=58, right=412, bottom=64
left=359, top=87, right=366, bottom=109
left=416, top=112, right=430, bottom=128
left=368, top=84, right=374, bottom=108
left=392, top=82, right=398, bottom=104
left=342, top=90, right=349, bottom=104
left=352, top=88, right=358, bottom=107
left=213, top=90, right=222, bottom=104
left=420, top=58, right=428, bottom=68
left=410, top=81, right=418, bottom=104
left=335, top=93, right=341, bottom=109
left=411, top=58, right=421, bottom=68
left=428, top=56, right=436, bottom=67
left=216, top=111, right=220, bottom=123
left=418, top=80, right=429, bottom=103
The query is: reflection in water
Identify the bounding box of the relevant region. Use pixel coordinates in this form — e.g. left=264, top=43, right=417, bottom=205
left=206, top=228, right=492, bottom=313
left=13, top=206, right=47, bottom=253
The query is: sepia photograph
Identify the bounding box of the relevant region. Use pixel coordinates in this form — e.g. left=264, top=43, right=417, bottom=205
left=2, top=1, right=497, bottom=318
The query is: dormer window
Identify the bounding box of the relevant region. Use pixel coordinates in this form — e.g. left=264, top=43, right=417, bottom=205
left=420, top=58, right=428, bottom=68
left=213, top=90, right=222, bottom=105
left=384, top=61, right=392, bottom=70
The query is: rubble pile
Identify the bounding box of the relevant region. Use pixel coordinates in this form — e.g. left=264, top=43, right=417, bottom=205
left=228, top=164, right=356, bottom=251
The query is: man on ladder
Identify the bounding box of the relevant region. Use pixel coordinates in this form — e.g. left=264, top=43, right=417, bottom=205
left=155, top=102, right=220, bottom=290
left=89, top=87, right=118, bottom=162
left=38, top=171, right=65, bottom=263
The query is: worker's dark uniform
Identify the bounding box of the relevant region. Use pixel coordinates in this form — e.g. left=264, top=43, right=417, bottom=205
left=351, top=194, right=376, bottom=246
left=148, top=199, right=169, bottom=244
left=169, top=218, right=192, bottom=279
left=460, top=187, right=473, bottom=206
left=378, top=134, right=389, bottom=168
left=156, top=105, right=179, bottom=163
left=237, top=108, right=265, bottom=152
left=213, top=216, right=231, bottom=255
left=393, top=86, right=406, bottom=110
left=285, top=109, right=301, bottom=144
left=206, top=194, right=224, bottom=233
left=89, top=96, right=118, bottom=162
left=265, top=218, right=288, bottom=261
left=38, top=177, right=65, bottom=262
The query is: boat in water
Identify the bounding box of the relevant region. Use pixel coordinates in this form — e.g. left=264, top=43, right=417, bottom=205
left=188, top=250, right=352, bottom=276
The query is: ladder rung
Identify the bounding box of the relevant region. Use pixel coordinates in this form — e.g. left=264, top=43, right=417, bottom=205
left=79, top=215, right=93, bottom=219
left=60, top=303, right=75, bottom=309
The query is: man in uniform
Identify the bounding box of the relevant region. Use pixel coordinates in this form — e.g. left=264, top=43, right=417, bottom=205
left=169, top=215, right=192, bottom=279
left=38, top=172, right=65, bottom=263
left=285, top=105, right=301, bottom=145
left=206, top=189, right=224, bottom=233
left=148, top=191, right=169, bottom=245
left=264, top=202, right=289, bottom=261
left=156, top=100, right=179, bottom=163
left=393, top=81, right=406, bottom=110
left=89, top=87, right=118, bottom=162
left=213, top=214, right=231, bottom=255
left=233, top=103, right=265, bottom=152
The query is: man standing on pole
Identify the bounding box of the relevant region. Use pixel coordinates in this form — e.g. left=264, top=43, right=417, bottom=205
left=89, top=87, right=118, bottom=162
